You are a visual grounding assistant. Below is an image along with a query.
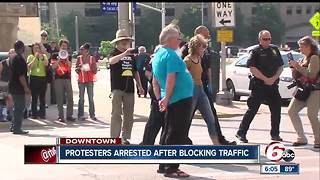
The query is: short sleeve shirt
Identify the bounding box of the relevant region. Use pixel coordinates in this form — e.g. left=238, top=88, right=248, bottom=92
left=247, top=44, right=284, bottom=78
left=109, top=48, right=137, bottom=93
left=9, top=54, right=28, bottom=95
left=152, top=47, right=193, bottom=105
left=27, top=54, right=48, bottom=77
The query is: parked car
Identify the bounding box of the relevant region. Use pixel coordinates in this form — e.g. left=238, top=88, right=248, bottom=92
left=226, top=50, right=304, bottom=102
left=0, top=52, right=8, bottom=61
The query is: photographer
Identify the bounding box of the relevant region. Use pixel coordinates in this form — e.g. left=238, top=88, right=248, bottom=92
left=108, top=29, right=144, bottom=145
left=288, top=36, right=320, bottom=148
left=27, top=43, right=49, bottom=119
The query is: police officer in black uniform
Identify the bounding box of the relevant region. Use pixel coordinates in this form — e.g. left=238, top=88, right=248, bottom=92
left=236, top=30, right=284, bottom=143
left=181, top=25, right=236, bottom=145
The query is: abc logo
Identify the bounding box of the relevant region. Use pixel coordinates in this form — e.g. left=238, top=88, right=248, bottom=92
left=265, top=142, right=295, bottom=162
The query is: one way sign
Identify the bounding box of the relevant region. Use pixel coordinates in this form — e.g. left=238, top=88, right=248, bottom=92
left=213, top=2, right=235, bottom=28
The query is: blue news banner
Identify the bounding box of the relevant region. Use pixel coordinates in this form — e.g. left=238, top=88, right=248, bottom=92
left=57, top=145, right=260, bottom=164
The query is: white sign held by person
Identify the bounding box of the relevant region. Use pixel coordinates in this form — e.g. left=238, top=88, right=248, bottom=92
left=213, top=2, right=235, bottom=28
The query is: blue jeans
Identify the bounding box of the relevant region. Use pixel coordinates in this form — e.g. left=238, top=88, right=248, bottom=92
left=78, top=82, right=95, bottom=118
left=191, top=85, right=217, bottom=137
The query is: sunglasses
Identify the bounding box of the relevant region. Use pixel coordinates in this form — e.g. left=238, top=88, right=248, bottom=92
left=262, top=38, right=271, bottom=41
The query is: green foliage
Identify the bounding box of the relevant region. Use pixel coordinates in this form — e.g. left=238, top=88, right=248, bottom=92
left=60, top=11, right=117, bottom=51
left=98, top=40, right=114, bottom=56
left=248, top=3, right=285, bottom=44
left=135, top=9, right=161, bottom=52
left=178, top=6, right=202, bottom=38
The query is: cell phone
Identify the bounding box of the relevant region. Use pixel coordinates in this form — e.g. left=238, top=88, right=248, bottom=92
left=130, top=48, right=139, bottom=54
left=287, top=52, right=294, bottom=68
left=287, top=52, right=294, bottom=61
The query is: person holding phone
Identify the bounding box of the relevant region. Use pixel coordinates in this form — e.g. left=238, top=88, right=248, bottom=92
left=288, top=36, right=320, bottom=148
left=108, top=29, right=144, bottom=145
left=27, top=43, right=49, bottom=119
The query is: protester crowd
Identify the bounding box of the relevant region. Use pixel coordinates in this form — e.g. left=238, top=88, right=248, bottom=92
left=0, top=24, right=319, bottom=178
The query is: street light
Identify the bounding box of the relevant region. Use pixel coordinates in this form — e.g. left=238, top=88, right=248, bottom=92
left=136, top=3, right=166, bottom=29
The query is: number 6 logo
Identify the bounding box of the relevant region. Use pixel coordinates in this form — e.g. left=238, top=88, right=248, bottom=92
left=265, top=142, right=286, bottom=162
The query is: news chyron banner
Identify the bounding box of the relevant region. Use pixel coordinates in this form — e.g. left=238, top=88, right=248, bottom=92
left=25, top=138, right=259, bottom=164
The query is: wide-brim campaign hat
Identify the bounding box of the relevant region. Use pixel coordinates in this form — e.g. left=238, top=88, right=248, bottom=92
left=111, top=29, right=134, bottom=44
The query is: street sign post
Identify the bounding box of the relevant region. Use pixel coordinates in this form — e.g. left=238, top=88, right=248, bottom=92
left=217, top=29, right=233, bottom=42
left=214, top=2, right=235, bottom=28
left=309, top=12, right=320, bottom=30
left=101, top=2, right=136, bottom=13
left=213, top=2, right=235, bottom=105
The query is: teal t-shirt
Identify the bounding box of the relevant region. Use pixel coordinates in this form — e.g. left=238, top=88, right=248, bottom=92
left=152, top=47, right=193, bottom=105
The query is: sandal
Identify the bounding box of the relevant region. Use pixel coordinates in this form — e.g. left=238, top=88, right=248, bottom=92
left=164, top=170, right=190, bottom=178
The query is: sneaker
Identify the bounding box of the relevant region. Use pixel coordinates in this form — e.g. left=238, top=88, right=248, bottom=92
left=235, top=133, right=248, bottom=143
left=58, top=117, right=66, bottom=122
left=78, top=117, right=86, bottom=121
left=122, top=139, right=130, bottom=145
left=271, top=136, right=283, bottom=141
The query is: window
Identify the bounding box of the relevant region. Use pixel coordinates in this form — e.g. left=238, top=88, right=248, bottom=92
left=85, top=8, right=102, bottom=17
left=306, top=6, right=311, bottom=14
left=252, top=7, right=256, bottom=15
left=135, top=8, right=141, bottom=16
left=165, top=8, right=175, bottom=16
left=296, top=7, right=302, bottom=14
left=203, top=8, right=208, bottom=16
left=286, top=8, right=292, bottom=15
left=235, top=56, right=249, bottom=67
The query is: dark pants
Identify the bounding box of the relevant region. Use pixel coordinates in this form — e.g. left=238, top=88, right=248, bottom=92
left=12, top=94, right=26, bottom=132
left=141, top=99, right=165, bottom=145
left=159, top=97, right=192, bottom=173
left=30, top=76, right=47, bottom=117
left=136, top=70, right=148, bottom=96
left=237, top=84, right=281, bottom=138
left=203, top=84, right=226, bottom=143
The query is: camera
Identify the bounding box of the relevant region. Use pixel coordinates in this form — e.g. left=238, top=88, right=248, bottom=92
left=129, top=48, right=139, bottom=54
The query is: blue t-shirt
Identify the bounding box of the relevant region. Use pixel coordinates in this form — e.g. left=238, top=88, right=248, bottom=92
left=152, top=47, right=193, bottom=105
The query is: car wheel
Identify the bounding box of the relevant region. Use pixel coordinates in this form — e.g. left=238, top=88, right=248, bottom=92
left=226, top=80, right=240, bottom=101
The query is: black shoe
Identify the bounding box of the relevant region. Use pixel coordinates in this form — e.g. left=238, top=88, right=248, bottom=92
left=58, top=117, right=66, bottom=122
left=13, top=130, right=29, bottom=134
left=90, top=116, right=98, bottom=121
left=235, top=133, right=248, bottom=143
left=24, top=111, right=28, bottom=119
left=271, top=136, right=283, bottom=141
left=31, top=116, right=38, bottom=119
left=78, top=117, right=86, bottom=121
left=9, top=125, right=13, bottom=132
left=221, top=139, right=237, bottom=145
left=67, top=117, right=76, bottom=122
left=157, top=168, right=166, bottom=174
left=39, top=116, right=46, bottom=119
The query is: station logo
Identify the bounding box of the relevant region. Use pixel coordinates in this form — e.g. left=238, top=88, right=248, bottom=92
left=265, top=142, right=295, bottom=162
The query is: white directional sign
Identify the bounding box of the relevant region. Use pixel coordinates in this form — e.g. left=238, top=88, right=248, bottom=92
left=213, top=2, right=235, bottom=28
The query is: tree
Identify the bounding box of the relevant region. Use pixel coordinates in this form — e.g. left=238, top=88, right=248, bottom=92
left=178, top=6, right=202, bottom=38
left=41, top=23, right=65, bottom=42
left=60, top=11, right=117, bottom=51
left=98, top=40, right=114, bottom=57
left=248, top=3, right=285, bottom=45
left=135, top=9, right=161, bottom=52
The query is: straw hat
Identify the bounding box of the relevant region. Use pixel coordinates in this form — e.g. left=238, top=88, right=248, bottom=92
left=111, top=29, right=134, bottom=44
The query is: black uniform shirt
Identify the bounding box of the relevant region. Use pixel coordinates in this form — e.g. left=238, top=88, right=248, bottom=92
left=247, top=44, right=284, bottom=78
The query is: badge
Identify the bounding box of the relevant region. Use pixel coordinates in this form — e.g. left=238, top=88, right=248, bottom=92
left=272, top=49, right=277, bottom=56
